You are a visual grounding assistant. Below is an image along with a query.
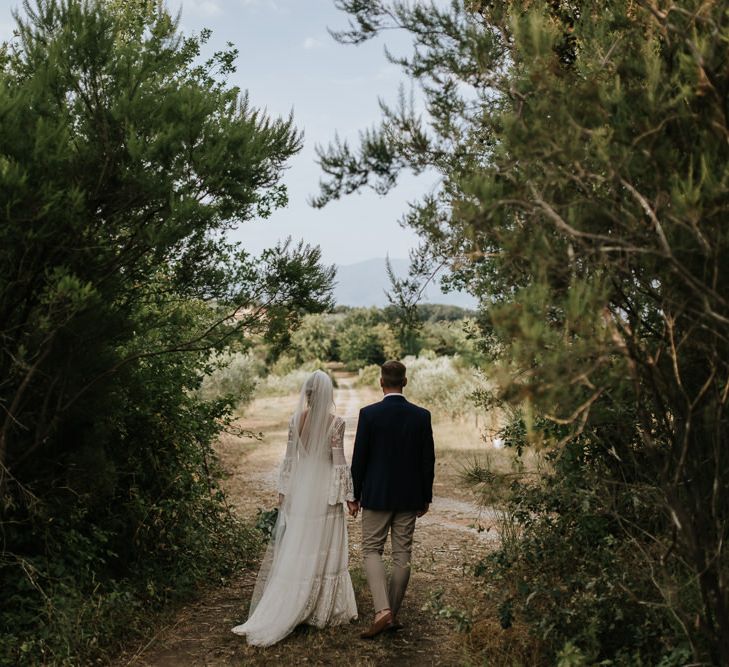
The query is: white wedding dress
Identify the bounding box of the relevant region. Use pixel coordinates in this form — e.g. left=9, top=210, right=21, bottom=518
left=232, top=371, right=358, bottom=646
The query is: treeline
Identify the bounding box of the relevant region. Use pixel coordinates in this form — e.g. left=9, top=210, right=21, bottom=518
left=320, top=1, right=729, bottom=664
left=197, top=305, right=482, bottom=423
left=285, top=305, right=479, bottom=370
left=0, top=2, right=332, bottom=664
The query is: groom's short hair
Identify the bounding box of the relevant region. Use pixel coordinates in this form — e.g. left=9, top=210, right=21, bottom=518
left=381, top=360, right=406, bottom=388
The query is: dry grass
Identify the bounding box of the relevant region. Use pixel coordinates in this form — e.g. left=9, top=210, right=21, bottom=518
left=432, top=413, right=543, bottom=508
left=467, top=616, right=545, bottom=666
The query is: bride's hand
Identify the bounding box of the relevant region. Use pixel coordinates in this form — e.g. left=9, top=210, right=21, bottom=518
left=346, top=500, right=360, bottom=518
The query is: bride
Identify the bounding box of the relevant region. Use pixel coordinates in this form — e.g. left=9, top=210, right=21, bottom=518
left=232, top=370, right=358, bottom=645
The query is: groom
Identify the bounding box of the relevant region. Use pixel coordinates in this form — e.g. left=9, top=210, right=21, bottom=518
left=348, top=360, right=435, bottom=639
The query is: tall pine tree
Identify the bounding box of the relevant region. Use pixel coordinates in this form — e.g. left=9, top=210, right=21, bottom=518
left=318, top=1, right=729, bottom=662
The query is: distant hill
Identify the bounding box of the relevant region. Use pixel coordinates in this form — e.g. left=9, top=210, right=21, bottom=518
left=333, top=258, right=477, bottom=309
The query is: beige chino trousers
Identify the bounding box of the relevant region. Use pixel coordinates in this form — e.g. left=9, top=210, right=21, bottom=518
left=361, top=509, right=418, bottom=616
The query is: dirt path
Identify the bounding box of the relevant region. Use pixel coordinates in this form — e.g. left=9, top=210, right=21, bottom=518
left=118, top=376, right=495, bottom=666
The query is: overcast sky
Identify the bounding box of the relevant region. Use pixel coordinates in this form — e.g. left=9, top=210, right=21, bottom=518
left=0, top=0, right=434, bottom=267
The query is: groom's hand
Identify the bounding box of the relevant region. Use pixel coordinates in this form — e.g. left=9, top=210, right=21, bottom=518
left=347, top=500, right=360, bottom=518
left=416, top=503, right=429, bottom=518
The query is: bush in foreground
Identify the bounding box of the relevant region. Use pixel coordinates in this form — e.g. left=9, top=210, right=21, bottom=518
left=318, top=0, right=729, bottom=662
left=0, top=2, right=332, bottom=663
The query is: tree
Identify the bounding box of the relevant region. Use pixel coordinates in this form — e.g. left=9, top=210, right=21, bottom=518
left=336, top=308, right=389, bottom=368
left=317, top=0, right=729, bottom=663
left=0, top=1, right=333, bottom=662
left=290, top=313, right=337, bottom=362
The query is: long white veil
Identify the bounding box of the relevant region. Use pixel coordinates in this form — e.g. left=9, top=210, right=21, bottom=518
left=238, top=370, right=338, bottom=644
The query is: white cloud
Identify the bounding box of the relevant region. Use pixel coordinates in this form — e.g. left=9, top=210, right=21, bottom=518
left=303, top=36, right=323, bottom=50
left=184, top=0, right=223, bottom=17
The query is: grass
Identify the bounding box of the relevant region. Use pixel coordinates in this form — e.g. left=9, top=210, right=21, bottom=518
left=432, top=412, right=543, bottom=507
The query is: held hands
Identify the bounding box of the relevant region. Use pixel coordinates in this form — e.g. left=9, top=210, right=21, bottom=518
left=346, top=500, right=360, bottom=518
left=416, top=503, right=430, bottom=518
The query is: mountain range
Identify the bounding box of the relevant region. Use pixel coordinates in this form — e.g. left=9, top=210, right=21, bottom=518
left=333, top=258, right=477, bottom=309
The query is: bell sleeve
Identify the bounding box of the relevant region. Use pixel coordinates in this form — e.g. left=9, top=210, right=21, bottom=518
left=328, top=417, right=354, bottom=505
left=277, top=418, right=296, bottom=495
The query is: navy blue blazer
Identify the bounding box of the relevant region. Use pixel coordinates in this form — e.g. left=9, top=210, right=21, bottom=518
left=351, top=394, right=435, bottom=511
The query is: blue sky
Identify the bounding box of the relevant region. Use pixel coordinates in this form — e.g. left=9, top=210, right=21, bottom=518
left=0, top=0, right=434, bottom=267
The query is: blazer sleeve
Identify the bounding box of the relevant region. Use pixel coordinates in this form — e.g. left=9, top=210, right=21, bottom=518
left=422, top=410, right=435, bottom=504
left=350, top=408, right=370, bottom=502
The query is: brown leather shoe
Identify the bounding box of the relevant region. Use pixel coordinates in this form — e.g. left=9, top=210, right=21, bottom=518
left=360, top=611, right=393, bottom=639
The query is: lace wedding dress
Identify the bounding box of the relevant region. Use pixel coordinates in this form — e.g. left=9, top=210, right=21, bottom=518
left=232, top=371, right=358, bottom=646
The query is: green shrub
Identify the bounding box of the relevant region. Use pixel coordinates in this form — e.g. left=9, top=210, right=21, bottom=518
left=198, top=351, right=263, bottom=406
left=403, top=354, right=479, bottom=419
left=290, top=314, right=337, bottom=363
left=471, top=415, right=694, bottom=665
left=418, top=319, right=479, bottom=361
left=0, top=348, right=263, bottom=665
left=269, top=353, right=300, bottom=377
left=355, top=364, right=382, bottom=389
left=256, top=363, right=337, bottom=398
left=334, top=308, right=391, bottom=369
left=255, top=507, right=279, bottom=540
left=355, top=355, right=480, bottom=418
left=337, top=324, right=386, bottom=369
left=256, top=367, right=313, bottom=397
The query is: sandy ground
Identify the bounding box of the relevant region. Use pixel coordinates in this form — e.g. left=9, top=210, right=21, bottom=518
left=116, top=375, right=496, bottom=666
